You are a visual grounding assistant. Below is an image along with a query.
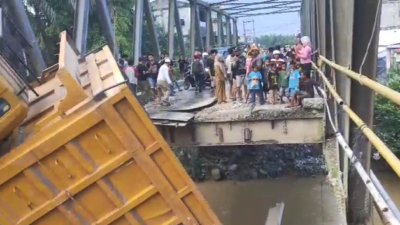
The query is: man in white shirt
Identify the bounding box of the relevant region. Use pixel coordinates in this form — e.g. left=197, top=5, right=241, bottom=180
left=156, top=58, right=172, bottom=105
left=123, top=59, right=138, bottom=96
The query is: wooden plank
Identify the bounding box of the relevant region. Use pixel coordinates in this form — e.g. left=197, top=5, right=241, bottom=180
left=85, top=54, right=103, bottom=96
left=265, top=203, right=285, bottom=225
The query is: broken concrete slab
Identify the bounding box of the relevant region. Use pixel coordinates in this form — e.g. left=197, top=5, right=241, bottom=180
left=195, top=98, right=324, bottom=122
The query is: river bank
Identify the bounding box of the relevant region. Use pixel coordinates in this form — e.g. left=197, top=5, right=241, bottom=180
left=173, top=144, right=327, bottom=182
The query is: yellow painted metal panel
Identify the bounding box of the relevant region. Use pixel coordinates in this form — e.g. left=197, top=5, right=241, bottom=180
left=0, top=32, right=221, bottom=225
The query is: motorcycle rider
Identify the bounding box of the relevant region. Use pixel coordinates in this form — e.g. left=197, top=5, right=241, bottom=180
left=191, top=52, right=205, bottom=93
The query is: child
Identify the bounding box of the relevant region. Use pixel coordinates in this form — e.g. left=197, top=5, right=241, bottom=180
left=288, top=62, right=301, bottom=107
left=268, top=64, right=279, bottom=104
left=262, top=60, right=271, bottom=98
left=286, top=54, right=293, bottom=70
left=295, top=58, right=302, bottom=72
left=247, top=65, right=265, bottom=105
left=271, top=50, right=285, bottom=71
left=294, top=70, right=321, bottom=107
left=278, top=63, right=289, bottom=104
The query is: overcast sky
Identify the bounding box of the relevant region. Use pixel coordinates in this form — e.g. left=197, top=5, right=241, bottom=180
left=206, top=0, right=301, bottom=36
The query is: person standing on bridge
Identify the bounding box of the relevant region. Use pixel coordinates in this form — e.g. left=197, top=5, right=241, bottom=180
left=297, top=36, right=314, bottom=73
left=156, top=58, right=172, bottom=106
left=191, top=52, right=205, bottom=93
left=247, top=65, right=264, bottom=106
left=207, top=49, right=217, bottom=95
left=214, top=54, right=227, bottom=104
left=226, top=48, right=236, bottom=100
left=232, top=48, right=246, bottom=101
left=244, top=46, right=263, bottom=102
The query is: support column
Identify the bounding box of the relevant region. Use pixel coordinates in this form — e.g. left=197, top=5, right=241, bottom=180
left=195, top=5, right=204, bottom=51
left=96, top=0, right=118, bottom=57
left=347, top=0, right=382, bottom=224
left=143, top=0, right=160, bottom=60
left=232, top=18, right=238, bottom=46
left=174, top=0, right=186, bottom=56
left=73, top=0, right=90, bottom=56
left=168, top=0, right=175, bottom=57
left=7, top=0, right=46, bottom=75
left=189, top=1, right=197, bottom=56
left=225, top=16, right=231, bottom=46
left=133, top=0, right=143, bottom=65
left=332, top=0, right=354, bottom=209
left=217, top=13, right=223, bottom=47
left=205, top=8, right=214, bottom=50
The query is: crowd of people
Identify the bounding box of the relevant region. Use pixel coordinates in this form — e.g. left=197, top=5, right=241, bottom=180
left=117, top=35, right=320, bottom=107
left=213, top=35, right=321, bottom=107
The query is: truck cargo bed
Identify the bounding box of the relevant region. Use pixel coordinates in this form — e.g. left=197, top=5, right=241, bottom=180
left=0, top=32, right=221, bottom=225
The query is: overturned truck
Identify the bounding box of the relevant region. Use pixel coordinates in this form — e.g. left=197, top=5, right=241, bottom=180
left=0, top=32, right=221, bottom=225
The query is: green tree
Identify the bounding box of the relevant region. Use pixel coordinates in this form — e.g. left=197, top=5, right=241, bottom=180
left=257, top=34, right=295, bottom=49
left=374, top=67, right=400, bottom=154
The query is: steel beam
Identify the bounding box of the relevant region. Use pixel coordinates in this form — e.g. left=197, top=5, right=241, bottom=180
left=157, top=118, right=324, bottom=147
left=190, top=1, right=197, bottom=55
left=174, top=0, right=186, bottom=56
left=348, top=0, right=382, bottom=223
left=195, top=5, right=204, bottom=51
left=190, top=0, right=230, bottom=16
left=6, top=0, right=46, bottom=76
left=73, top=0, right=90, bottom=55
left=226, top=4, right=300, bottom=11
left=133, top=0, right=143, bottom=65
left=237, top=9, right=299, bottom=18
left=205, top=8, right=214, bottom=49
left=210, top=0, right=239, bottom=6
left=217, top=13, right=223, bottom=46
left=232, top=18, right=238, bottom=45
left=96, top=0, right=118, bottom=57
left=143, top=0, right=160, bottom=60
left=222, top=0, right=300, bottom=11
left=225, top=16, right=231, bottom=46
left=168, top=0, right=176, bottom=57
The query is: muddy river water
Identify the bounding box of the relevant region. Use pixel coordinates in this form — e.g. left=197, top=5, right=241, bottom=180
left=198, top=172, right=400, bottom=225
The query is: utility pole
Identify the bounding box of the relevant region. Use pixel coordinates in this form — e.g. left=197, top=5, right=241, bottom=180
left=243, top=19, right=255, bottom=43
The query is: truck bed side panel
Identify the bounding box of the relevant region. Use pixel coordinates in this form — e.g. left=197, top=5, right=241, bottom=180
left=0, top=46, right=220, bottom=225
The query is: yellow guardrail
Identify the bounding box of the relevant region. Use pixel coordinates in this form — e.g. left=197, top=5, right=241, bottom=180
left=319, top=55, right=400, bottom=106
left=312, top=61, right=400, bottom=179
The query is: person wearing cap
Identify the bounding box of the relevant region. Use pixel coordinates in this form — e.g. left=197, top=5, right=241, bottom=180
left=270, top=50, right=285, bottom=72
left=156, top=58, right=172, bottom=105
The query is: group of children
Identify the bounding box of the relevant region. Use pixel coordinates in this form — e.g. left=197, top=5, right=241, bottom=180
left=247, top=54, right=318, bottom=107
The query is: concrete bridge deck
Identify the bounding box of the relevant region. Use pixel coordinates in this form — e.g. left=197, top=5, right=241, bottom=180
left=145, top=88, right=325, bottom=147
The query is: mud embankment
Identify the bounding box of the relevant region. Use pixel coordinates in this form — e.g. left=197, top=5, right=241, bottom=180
left=173, top=145, right=327, bottom=182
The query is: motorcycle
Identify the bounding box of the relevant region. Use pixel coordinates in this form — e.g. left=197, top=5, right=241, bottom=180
left=183, top=66, right=196, bottom=90
left=183, top=66, right=212, bottom=91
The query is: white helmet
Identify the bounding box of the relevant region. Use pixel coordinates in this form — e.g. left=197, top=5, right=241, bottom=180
left=273, top=50, right=280, bottom=55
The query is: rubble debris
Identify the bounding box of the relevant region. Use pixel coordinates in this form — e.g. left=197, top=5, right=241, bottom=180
left=173, top=145, right=327, bottom=182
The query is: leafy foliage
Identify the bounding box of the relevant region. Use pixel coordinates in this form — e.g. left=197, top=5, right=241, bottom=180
left=374, top=67, right=400, bottom=153
left=23, top=0, right=168, bottom=65
left=257, top=34, right=295, bottom=48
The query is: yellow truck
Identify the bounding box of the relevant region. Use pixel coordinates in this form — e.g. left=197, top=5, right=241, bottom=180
left=0, top=32, right=221, bottom=225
